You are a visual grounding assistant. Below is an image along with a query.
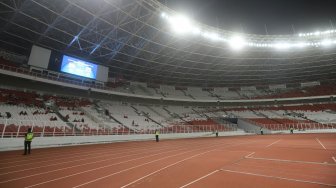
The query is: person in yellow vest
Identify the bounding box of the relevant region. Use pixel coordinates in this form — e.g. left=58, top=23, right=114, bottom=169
left=155, top=130, right=159, bottom=142
left=24, top=128, right=34, bottom=155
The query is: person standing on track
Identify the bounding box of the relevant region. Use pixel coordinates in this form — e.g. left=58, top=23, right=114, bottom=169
left=155, top=130, right=159, bottom=142
left=215, top=130, right=219, bottom=137
left=260, top=127, right=264, bottom=135
left=290, top=126, right=294, bottom=134
left=24, top=128, right=34, bottom=155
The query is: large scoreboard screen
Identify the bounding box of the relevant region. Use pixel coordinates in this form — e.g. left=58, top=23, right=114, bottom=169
left=61, top=55, right=98, bottom=79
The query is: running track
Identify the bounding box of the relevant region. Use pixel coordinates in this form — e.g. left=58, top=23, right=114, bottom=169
left=0, top=134, right=335, bottom=188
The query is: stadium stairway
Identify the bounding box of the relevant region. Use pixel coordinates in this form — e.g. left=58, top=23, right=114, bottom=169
left=237, top=118, right=271, bottom=134
left=141, top=112, right=164, bottom=128
left=52, top=106, right=80, bottom=133
left=192, top=108, right=209, bottom=119
left=137, top=85, right=154, bottom=96
left=210, top=117, right=240, bottom=131
left=207, top=90, right=222, bottom=100
left=130, top=105, right=142, bottom=116
left=79, top=107, right=102, bottom=125
left=145, top=105, right=167, bottom=119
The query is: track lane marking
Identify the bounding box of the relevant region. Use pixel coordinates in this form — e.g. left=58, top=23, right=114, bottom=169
left=332, top=157, right=336, bottom=163
left=245, top=152, right=255, bottom=158
left=266, top=139, right=281, bottom=148
left=120, top=142, right=262, bottom=188
left=245, top=156, right=336, bottom=166
left=120, top=150, right=218, bottom=188
left=0, top=139, right=215, bottom=175
left=1, top=146, right=192, bottom=184
left=178, top=170, right=220, bottom=188
left=316, top=138, right=327, bottom=150
left=24, top=140, right=255, bottom=188
left=220, top=169, right=336, bottom=187
left=72, top=141, right=258, bottom=188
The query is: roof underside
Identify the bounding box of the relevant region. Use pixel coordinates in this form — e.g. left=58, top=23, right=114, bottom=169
left=0, top=0, right=336, bottom=87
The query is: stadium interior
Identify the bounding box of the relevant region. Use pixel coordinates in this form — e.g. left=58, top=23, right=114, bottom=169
left=0, top=0, right=335, bottom=187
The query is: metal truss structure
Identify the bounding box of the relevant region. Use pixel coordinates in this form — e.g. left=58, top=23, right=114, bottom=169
left=0, top=0, right=335, bottom=87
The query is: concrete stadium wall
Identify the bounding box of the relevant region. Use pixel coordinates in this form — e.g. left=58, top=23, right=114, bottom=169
left=0, top=131, right=249, bottom=151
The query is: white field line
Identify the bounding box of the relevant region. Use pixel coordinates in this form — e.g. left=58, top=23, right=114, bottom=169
left=0, top=139, right=216, bottom=175
left=178, top=170, right=220, bottom=188
left=120, top=150, right=218, bottom=188
left=332, top=157, right=336, bottom=163
left=221, top=169, right=336, bottom=187
left=25, top=140, right=256, bottom=188
left=246, top=156, right=336, bottom=166
left=316, top=138, right=327, bottom=150
left=245, top=152, right=255, bottom=158
left=1, top=146, right=190, bottom=184
left=266, top=139, right=281, bottom=148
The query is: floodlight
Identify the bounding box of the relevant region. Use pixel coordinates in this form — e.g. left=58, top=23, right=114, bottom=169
left=229, top=36, right=246, bottom=50
left=321, top=39, right=332, bottom=46
left=192, top=27, right=201, bottom=35
left=168, top=15, right=193, bottom=34
left=208, top=32, right=220, bottom=41
left=314, top=31, right=321, bottom=36
left=274, top=42, right=291, bottom=50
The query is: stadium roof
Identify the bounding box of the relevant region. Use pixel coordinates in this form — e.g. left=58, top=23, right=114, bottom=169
left=0, top=0, right=336, bottom=87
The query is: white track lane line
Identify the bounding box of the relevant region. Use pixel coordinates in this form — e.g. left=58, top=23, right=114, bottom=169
left=116, top=141, right=260, bottom=188
left=332, top=157, right=336, bottom=163
left=246, top=156, right=336, bottom=166
left=73, top=140, right=261, bottom=188
left=1, top=146, right=188, bottom=184
left=120, top=150, right=217, bottom=188
left=221, top=169, right=336, bottom=187
left=0, top=143, right=189, bottom=176
left=316, top=138, right=327, bottom=150
left=245, top=152, right=255, bottom=158
left=266, top=139, right=281, bottom=148
left=0, top=139, right=212, bottom=175
left=25, top=141, right=252, bottom=188
left=178, top=170, right=220, bottom=188
left=24, top=148, right=194, bottom=188
left=0, top=142, right=171, bottom=167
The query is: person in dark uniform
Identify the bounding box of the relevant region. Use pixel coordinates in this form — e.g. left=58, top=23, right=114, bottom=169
left=24, top=128, right=34, bottom=155
left=215, top=130, right=219, bottom=137
left=260, top=127, right=264, bottom=135
left=155, top=130, right=159, bottom=142
left=290, top=127, right=294, bottom=134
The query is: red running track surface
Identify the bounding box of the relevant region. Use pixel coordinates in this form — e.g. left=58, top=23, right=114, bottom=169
left=0, top=134, right=335, bottom=188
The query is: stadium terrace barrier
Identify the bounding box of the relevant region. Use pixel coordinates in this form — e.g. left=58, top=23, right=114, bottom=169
left=0, top=131, right=250, bottom=151
left=0, top=119, right=238, bottom=138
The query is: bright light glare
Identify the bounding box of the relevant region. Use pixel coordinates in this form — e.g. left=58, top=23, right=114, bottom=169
left=229, top=36, right=246, bottom=50
left=192, top=28, right=201, bottom=35
left=321, top=39, right=332, bottom=46
left=274, top=42, right=291, bottom=50
left=160, top=12, right=336, bottom=50
left=168, top=15, right=193, bottom=34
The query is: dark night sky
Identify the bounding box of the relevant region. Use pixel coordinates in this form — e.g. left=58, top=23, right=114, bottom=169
left=160, top=0, right=336, bottom=35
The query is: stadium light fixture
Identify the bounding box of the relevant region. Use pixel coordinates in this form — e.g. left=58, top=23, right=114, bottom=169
left=192, top=27, right=201, bottom=35
left=168, top=15, right=193, bottom=34
left=229, top=36, right=246, bottom=50
left=161, top=12, right=167, bottom=18
left=321, top=39, right=333, bottom=46
left=160, top=12, right=336, bottom=50
left=274, top=42, right=291, bottom=50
